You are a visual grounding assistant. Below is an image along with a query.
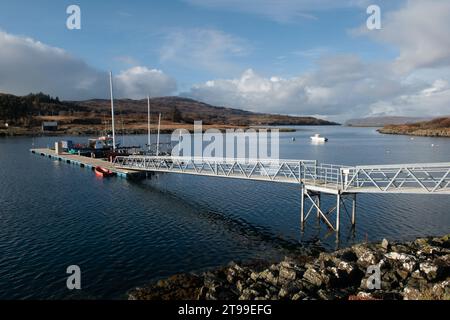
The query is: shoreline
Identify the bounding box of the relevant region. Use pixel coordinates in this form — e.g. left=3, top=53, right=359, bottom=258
left=378, top=128, right=450, bottom=138
left=0, top=126, right=305, bottom=137
left=128, top=234, right=450, bottom=300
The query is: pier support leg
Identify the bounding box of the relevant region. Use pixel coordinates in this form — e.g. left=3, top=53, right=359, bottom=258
left=351, top=194, right=356, bottom=227
left=316, top=194, right=321, bottom=219
left=336, top=193, right=341, bottom=233
left=300, top=184, right=305, bottom=229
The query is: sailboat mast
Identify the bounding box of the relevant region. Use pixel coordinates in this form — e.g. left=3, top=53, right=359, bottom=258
left=109, top=71, right=116, bottom=151
left=147, top=95, right=151, bottom=151
left=156, top=113, right=161, bottom=157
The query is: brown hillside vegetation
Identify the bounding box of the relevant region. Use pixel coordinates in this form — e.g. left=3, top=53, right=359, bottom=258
left=0, top=93, right=338, bottom=136
left=378, top=117, right=450, bottom=137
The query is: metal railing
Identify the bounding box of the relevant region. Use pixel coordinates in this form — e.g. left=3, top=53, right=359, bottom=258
left=114, top=156, right=450, bottom=194
left=114, top=156, right=317, bottom=184
left=341, top=163, right=450, bottom=194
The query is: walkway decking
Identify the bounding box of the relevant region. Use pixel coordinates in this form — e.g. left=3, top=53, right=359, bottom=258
left=30, top=148, right=143, bottom=178
left=30, top=150, right=450, bottom=233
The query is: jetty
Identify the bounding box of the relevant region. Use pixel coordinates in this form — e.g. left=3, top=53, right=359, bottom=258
left=30, top=148, right=450, bottom=233
left=30, top=148, right=143, bottom=179
left=113, top=156, right=450, bottom=232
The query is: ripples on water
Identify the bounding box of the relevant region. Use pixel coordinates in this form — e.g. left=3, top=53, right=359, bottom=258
left=0, top=126, right=449, bottom=299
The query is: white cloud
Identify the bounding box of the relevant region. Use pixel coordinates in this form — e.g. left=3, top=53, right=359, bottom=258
left=182, top=1, right=450, bottom=120
left=0, top=30, right=176, bottom=100
left=160, top=28, right=250, bottom=75
left=114, top=66, right=177, bottom=99
left=367, top=79, right=450, bottom=117
left=184, top=57, right=388, bottom=114
left=184, top=54, right=449, bottom=120
left=361, top=0, right=450, bottom=73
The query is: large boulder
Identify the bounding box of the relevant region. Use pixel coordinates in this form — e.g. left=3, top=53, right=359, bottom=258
left=303, top=267, right=324, bottom=287
left=419, top=262, right=439, bottom=281
left=384, top=252, right=417, bottom=273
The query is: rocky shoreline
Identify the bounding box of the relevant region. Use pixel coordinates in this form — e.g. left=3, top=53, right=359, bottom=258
left=378, top=128, right=450, bottom=137
left=128, top=235, right=450, bottom=300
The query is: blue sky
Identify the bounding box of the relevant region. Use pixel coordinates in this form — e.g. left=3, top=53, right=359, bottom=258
left=0, top=0, right=391, bottom=83
left=0, top=0, right=449, bottom=120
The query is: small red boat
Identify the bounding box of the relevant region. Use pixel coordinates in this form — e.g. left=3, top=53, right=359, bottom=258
left=95, top=166, right=114, bottom=178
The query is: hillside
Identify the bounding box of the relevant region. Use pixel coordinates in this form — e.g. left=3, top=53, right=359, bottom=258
left=0, top=92, right=338, bottom=136
left=346, top=116, right=432, bottom=127
left=77, top=97, right=337, bottom=126
left=378, top=117, right=450, bottom=137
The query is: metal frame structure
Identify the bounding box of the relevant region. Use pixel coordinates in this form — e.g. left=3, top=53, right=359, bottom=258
left=115, top=156, right=318, bottom=184
left=342, top=163, right=450, bottom=194
left=114, top=156, right=450, bottom=232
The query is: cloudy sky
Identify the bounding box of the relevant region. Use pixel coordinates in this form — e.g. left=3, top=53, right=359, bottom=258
left=0, top=0, right=449, bottom=121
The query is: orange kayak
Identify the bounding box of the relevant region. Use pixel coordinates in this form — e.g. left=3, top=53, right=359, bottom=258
left=95, top=166, right=114, bottom=178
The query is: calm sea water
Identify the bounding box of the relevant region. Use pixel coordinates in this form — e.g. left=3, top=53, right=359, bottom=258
left=0, top=126, right=449, bottom=299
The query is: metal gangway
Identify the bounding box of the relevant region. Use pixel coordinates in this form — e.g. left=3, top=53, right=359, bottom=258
left=114, top=156, right=450, bottom=232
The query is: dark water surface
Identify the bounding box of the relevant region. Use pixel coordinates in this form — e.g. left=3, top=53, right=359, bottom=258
left=0, top=126, right=449, bottom=299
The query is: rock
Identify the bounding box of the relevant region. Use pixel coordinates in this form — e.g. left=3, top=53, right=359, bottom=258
left=239, top=288, right=259, bottom=300
left=278, top=280, right=304, bottom=299
left=384, top=252, right=417, bottom=272
left=402, top=287, right=420, bottom=300
left=358, top=251, right=379, bottom=268
left=350, top=292, right=379, bottom=300
left=291, top=291, right=307, bottom=300
left=382, top=270, right=400, bottom=288
left=334, top=248, right=358, bottom=262
left=405, top=277, right=429, bottom=291
left=317, top=289, right=349, bottom=300
left=411, top=270, right=423, bottom=279
left=414, top=237, right=430, bottom=248
left=432, top=280, right=450, bottom=299
left=403, top=280, right=450, bottom=300
left=303, top=268, right=323, bottom=287
left=279, top=266, right=296, bottom=283
left=197, top=286, right=208, bottom=299
left=129, top=234, right=450, bottom=301
left=250, top=272, right=259, bottom=282
left=259, top=269, right=279, bottom=286
left=381, top=238, right=390, bottom=250
left=419, top=262, right=438, bottom=281
left=236, top=280, right=245, bottom=293
left=352, top=245, right=380, bottom=268
left=396, top=269, right=409, bottom=281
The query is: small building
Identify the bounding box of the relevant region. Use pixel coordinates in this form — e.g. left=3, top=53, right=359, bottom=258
left=42, top=121, right=58, bottom=132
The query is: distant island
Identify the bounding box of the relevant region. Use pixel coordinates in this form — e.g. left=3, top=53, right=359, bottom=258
left=378, top=117, right=450, bottom=137
left=0, top=92, right=338, bottom=136
left=346, top=116, right=432, bottom=127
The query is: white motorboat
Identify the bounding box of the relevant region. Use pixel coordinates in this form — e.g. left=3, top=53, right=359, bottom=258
left=310, top=133, right=328, bottom=143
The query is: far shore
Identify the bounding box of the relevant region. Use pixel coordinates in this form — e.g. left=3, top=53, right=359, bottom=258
left=377, top=118, right=450, bottom=138
left=378, top=127, right=450, bottom=138
left=0, top=123, right=308, bottom=137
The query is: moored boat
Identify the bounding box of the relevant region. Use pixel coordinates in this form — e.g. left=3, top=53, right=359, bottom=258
left=95, top=166, right=114, bottom=178
left=310, top=133, right=328, bottom=143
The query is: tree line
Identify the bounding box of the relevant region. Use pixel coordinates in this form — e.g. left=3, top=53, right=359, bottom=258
left=0, top=92, right=81, bottom=124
